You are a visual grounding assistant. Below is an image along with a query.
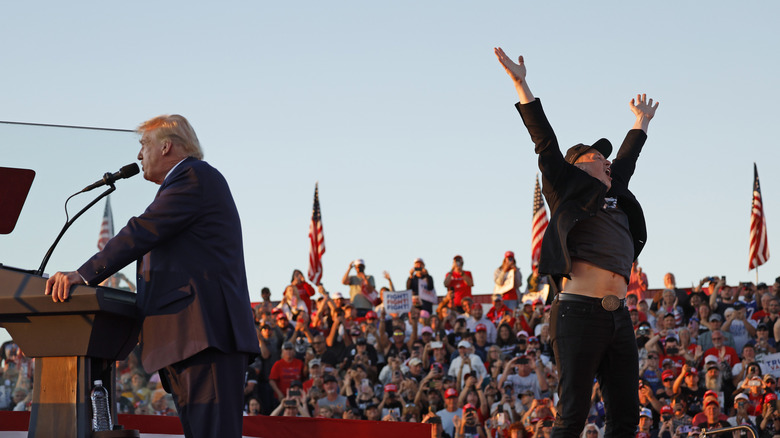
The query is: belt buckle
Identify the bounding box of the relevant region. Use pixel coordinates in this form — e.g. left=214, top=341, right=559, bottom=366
left=601, top=295, right=620, bottom=311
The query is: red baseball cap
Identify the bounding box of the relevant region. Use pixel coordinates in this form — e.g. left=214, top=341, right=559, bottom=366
left=504, top=251, right=515, bottom=259
left=463, top=403, right=477, bottom=412
left=445, top=388, right=458, bottom=399
left=365, top=311, right=378, bottom=319
left=661, top=370, right=675, bottom=381
left=384, top=384, right=397, bottom=393
left=660, top=405, right=673, bottom=415
left=765, top=393, right=778, bottom=403
left=475, top=324, right=487, bottom=332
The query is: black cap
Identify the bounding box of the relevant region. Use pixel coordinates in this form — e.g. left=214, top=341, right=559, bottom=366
left=564, top=138, right=612, bottom=165
left=290, top=380, right=302, bottom=388
left=733, top=302, right=745, bottom=310
left=323, top=374, right=338, bottom=383
left=282, top=341, right=294, bottom=350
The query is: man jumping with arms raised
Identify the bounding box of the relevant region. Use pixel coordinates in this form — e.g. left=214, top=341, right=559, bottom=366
left=495, top=47, right=659, bottom=438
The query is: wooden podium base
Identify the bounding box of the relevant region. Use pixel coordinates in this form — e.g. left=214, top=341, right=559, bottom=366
left=29, top=357, right=136, bottom=438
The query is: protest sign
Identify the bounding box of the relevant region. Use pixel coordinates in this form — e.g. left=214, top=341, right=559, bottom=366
left=760, top=352, right=780, bottom=378
left=385, top=290, right=414, bottom=314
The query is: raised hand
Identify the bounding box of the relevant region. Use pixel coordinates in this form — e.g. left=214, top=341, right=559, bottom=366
left=494, top=47, right=526, bottom=84
left=630, top=94, right=659, bottom=120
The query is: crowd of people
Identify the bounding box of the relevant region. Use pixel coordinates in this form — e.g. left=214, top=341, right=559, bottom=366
left=3, top=258, right=780, bottom=438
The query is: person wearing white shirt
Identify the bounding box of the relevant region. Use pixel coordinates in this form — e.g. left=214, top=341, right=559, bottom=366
left=463, top=298, right=497, bottom=344
left=448, top=340, right=487, bottom=389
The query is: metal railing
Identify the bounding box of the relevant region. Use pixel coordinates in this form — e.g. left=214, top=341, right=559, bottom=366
left=698, top=424, right=758, bottom=438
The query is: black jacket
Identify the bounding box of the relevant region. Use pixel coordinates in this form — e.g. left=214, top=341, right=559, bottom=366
left=515, top=99, right=648, bottom=281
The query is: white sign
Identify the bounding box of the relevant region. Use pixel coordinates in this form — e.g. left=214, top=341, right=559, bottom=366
left=494, top=270, right=515, bottom=295
left=419, top=287, right=437, bottom=304
left=522, top=284, right=550, bottom=305
left=385, top=290, right=414, bottom=314
left=760, top=352, right=780, bottom=378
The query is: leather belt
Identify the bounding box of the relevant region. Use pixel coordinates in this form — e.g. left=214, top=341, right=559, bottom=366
left=556, top=293, right=625, bottom=311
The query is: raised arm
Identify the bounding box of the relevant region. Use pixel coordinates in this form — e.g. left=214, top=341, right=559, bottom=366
left=629, top=94, right=659, bottom=133
left=494, top=47, right=535, bottom=104
left=342, top=263, right=353, bottom=286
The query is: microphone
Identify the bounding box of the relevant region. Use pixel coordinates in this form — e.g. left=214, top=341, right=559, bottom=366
left=81, top=163, right=140, bottom=193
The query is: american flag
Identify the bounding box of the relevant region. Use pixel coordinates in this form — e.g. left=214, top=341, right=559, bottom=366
left=308, top=183, right=325, bottom=285
left=531, top=175, right=548, bottom=267
left=749, top=163, right=770, bottom=270
left=97, top=195, right=114, bottom=251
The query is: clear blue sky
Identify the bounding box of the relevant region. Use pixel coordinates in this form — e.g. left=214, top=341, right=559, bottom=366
left=2, top=2, right=779, bottom=344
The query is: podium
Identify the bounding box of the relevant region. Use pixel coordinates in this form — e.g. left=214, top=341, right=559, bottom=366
left=0, top=266, right=141, bottom=438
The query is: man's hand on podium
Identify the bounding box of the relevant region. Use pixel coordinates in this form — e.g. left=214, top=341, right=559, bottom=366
left=45, top=271, right=86, bottom=302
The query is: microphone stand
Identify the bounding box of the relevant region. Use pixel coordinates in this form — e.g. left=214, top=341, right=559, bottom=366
left=36, top=184, right=116, bottom=276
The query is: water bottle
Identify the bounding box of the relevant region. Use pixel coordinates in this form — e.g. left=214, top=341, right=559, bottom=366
left=90, top=380, right=113, bottom=432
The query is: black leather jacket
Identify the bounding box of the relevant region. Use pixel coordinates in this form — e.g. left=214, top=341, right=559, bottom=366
left=515, top=99, right=648, bottom=282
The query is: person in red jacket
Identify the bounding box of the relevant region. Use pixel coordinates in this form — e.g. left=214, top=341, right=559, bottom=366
left=487, top=294, right=512, bottom=325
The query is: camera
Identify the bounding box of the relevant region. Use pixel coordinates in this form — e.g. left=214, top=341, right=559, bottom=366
left=289, top=389, right=301, bottom=397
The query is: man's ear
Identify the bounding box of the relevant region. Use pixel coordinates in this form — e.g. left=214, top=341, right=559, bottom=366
left=161, top=139, right=173, bottom=155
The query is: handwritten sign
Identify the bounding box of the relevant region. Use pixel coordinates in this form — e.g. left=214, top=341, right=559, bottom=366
left=385, top=290, right=414, bottom=315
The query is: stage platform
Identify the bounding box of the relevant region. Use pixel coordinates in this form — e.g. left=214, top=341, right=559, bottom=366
left=0, top=411, right=430, bottom=438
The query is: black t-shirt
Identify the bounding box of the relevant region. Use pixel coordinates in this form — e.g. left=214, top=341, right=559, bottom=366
left=386, top=343, right=410, bottom=361
left=679, top=386, right=706, bottom=416
left=244, top=367, right=259, bottom=406
left=347, top=344, right=379, bottom=368
left=320, top=341, right=348, bottom=367
left=568, top=200, right=633, bottom=281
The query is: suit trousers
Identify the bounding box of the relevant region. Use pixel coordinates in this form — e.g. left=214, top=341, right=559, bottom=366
left=550, top=295, right=639, bottom=438
left=159, top=348, right=248, bottom=438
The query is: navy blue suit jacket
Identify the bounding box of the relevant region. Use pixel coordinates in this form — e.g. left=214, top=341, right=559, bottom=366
left=78, top=157, right=260, bottom=372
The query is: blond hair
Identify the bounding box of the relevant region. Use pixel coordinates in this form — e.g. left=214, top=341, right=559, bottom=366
left=137, top=114, right=203, bottom=160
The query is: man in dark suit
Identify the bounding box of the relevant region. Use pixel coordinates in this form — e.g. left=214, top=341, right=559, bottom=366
left=45, top=114, right=260, bottom=438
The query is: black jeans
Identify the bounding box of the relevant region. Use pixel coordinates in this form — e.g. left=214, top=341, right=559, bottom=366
left=550, top=295, right=639, bottom=438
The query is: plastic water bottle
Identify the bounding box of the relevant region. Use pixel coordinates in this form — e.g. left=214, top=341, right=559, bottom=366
left=90, top=380, right=113, bottom=432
